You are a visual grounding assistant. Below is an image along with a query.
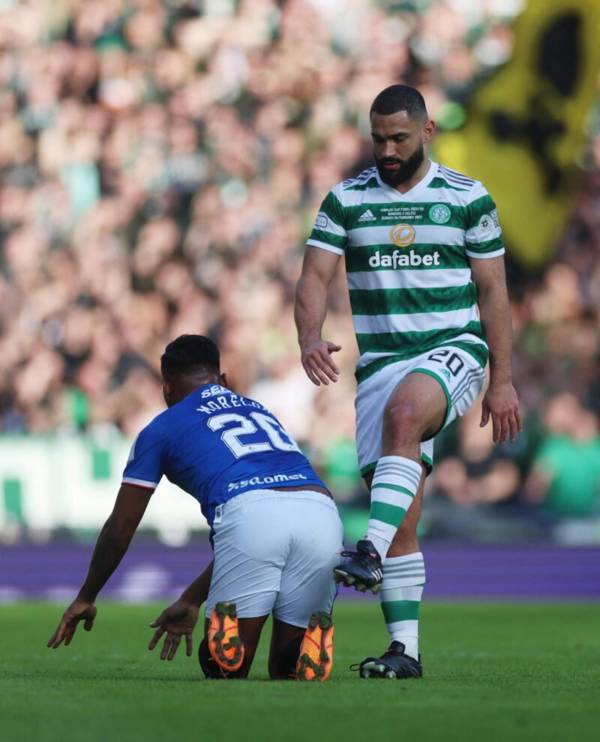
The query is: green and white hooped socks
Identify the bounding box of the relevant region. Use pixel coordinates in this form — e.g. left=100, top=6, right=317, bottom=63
left=365, top=455, right=422, bottom=560
left=381, top=552, right=426, bottom=661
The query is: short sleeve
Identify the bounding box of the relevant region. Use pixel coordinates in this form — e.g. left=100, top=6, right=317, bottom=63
left=306, top=188, right=348, bottom=255
left=464, top=183, right=505, bottom=259
left=122, top=419, right=167, bottom=491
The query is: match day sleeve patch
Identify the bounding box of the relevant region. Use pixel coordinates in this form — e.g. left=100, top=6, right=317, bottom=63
left=315, top=212, right=328, bottom=229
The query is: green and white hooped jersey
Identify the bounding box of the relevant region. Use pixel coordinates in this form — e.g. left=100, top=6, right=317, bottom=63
left=307, top=161, right=504, bottom=384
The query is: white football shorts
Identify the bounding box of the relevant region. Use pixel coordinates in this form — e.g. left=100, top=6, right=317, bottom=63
left=355, top=345, right=487, bottom=476
left=206, top=488, right=343, bottom=627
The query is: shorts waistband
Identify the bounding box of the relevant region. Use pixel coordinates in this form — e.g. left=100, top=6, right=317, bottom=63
left=218, top=487, right=337, bottom=517
left=272, top=483, right=333, bottom=499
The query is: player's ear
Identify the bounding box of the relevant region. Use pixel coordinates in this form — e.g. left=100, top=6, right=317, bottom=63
left=219, top=372, right=228, bottom=388
left=162, top=380, right=172, bottom=406
left=422, top=118, right=435, bottom=143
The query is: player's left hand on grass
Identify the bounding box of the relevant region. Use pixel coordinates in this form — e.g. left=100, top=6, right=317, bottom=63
left=47, top=598, right=97, bottom=649
left=148, top=600, right=199, bottom=661
left=480, top=381, right=522, bottom=444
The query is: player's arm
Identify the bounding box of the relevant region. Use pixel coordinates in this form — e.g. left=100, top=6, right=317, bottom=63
left=294, top=246, right=342, bottom=385
left=179, top=560, right=214, bottom=606
left=148, top=561, right=214, bottom=661
left=470, top=255, right=522, bottom=443
left=47, top=484, right=153, bottom=648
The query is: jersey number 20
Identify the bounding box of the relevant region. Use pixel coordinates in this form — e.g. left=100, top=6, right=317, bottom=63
left=207, top=412, right=302, bottom=458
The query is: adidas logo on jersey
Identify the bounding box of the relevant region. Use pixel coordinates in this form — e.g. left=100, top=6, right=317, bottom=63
left=358, top=209, right=377, bottom=222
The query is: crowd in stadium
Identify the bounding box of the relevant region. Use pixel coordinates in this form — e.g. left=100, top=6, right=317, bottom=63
left=1, top=0, right=600, bottom=532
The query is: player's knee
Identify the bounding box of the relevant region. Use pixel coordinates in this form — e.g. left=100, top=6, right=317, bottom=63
left=383, top=400, right=422, bottom=445
left=198, top=638, right=249, bottom=680
left=268, top=640, right=300, bottom=680
left=268, top=659, right=295, bottom=680
left=198, top=638, right=221, bottom=678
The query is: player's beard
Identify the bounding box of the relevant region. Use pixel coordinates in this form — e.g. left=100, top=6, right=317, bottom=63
left=375, top=143, right=425, bottom=186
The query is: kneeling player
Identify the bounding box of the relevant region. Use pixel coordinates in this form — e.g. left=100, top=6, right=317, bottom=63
left=147, top=559, right=334, bottom=681
left=48, top=335, right=342, bottom=681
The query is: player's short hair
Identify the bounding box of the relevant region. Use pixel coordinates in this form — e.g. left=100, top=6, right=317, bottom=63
left=161, top=334, right=220, bottom=379
left=370, top=85, right=428, bottom=120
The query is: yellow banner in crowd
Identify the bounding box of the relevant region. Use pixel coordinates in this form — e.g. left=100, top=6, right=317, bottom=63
left=434, top=0, right=600, bottom=270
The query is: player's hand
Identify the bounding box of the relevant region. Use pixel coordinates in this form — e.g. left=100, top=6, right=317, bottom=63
left=47, top=598, right=97, bottom=649
left=301, top=339, right=341, bottom=386
left=480, top=381, right=522, bottom=444
left=148, top=600, right=199, bottom=661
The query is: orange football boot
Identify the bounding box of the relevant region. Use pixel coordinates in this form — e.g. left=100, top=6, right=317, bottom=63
left=207, top=602, right=245, bottom=673
left=295, top=612, right=334, bottom=681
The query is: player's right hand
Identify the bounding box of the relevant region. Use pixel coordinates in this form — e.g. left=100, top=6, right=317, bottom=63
left=148, top=600, right=199, bottom=661
left=480, top=381, right=522, bottom=443
left=47, top=598, right=97, bottom=649
left=301, top=339, right=341, bottom=386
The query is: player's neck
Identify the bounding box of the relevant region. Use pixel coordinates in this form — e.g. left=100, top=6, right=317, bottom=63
left=391, top=157, right=431, bottom=194
left=166, top=372, right=225, bottom=406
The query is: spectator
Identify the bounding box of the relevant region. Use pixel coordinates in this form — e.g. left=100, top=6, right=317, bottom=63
left=0, top=0, right=599, bottom=536
left=524, top=394, right=600, bottom=519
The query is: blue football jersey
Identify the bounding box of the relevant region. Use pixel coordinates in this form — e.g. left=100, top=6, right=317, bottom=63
left=122, top=384, right=328, bottom=526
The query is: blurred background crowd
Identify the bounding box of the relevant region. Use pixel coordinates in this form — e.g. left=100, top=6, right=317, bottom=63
left=1, top=0, right=600, bottom=543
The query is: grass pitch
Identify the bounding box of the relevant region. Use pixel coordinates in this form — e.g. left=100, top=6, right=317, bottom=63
left=2, top=601, right=599, bottom=742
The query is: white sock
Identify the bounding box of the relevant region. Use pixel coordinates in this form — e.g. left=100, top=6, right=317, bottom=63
left=365, top=456, right=422, bottom=559
left=380, top=552, right=425, bottom=661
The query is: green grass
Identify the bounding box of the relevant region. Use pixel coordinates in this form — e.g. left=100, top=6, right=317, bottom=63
left=2, top=601, right=599, bottom=742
